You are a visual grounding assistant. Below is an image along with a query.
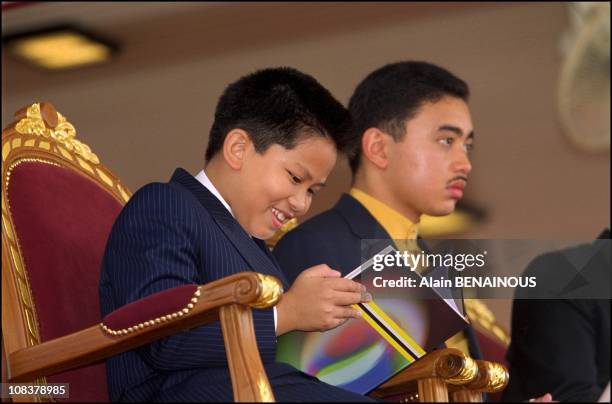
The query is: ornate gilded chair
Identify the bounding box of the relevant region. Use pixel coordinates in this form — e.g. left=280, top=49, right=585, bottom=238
left=370, top=349, right=508, bottom=402
left=269, top=220, right=509, bottom=402
left=1, top=103, right=282, bottom=402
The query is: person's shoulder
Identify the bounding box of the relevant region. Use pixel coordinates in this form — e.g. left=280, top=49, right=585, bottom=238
left=519, top=240, right=610, bottom=300
left=131, top=180, right=180, bottom=197
left=128, top=180, right=198, bottom=204
left=120, top=180, right=205, bottom=220
left=523, top=241, right=607, bottom=279
left=523, top=241, right=592, bottom=273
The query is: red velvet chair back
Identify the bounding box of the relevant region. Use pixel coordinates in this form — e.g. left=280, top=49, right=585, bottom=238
left=2, top=103, right=131, bottom=402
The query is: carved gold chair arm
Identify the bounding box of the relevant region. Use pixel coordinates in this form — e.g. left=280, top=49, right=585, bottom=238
left=449, top=360, right=509, bottom=402
left=371, top=348, right=479, bottom=402
left=7, top=271, right=282, bottom=402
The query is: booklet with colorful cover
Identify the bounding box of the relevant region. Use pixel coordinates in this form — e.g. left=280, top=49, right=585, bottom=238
left=275, top=245, right=470, bottom=395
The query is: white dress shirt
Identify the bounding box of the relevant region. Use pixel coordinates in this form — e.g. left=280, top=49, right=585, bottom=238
left=194, top=169, right=278, bottom=333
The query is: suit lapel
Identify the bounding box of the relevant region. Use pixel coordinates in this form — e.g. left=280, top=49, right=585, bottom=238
left=333, top=193, right=398, bottom=258
left=170, top=168, right=289, bottom=287
left=334, top=193, right=459, bottom=300
left=334, top=194, right=477, bottom=356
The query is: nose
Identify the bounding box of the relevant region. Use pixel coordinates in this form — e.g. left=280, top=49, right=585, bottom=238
left=288, top=190, right=309, bottom=216
left=452, top=149, right=472, bottom=176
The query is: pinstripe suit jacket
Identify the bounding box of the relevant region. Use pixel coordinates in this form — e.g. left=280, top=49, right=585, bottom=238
left=99, top=168, right=296, bottom=401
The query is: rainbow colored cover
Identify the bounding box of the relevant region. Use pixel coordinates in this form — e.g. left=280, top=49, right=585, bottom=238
left=275, top=245, right=469, bottom=394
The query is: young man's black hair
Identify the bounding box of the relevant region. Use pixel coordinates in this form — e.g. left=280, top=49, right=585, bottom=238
left=205, top=67, right=352, bottom=162
left=347, top=61, right=469, bottom=174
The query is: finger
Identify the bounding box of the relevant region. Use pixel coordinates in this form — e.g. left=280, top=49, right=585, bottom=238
left=529, top=394, right=554, bottom=403
left=335, top=318, right=351, bottom=328
left=328, top=278, right=366, bottom=293
left=332, top=291, right=372, bottom=306
left=325, top=317, right=350, bottom=331
left=334, top=306, right=363, bottom=320
left=303, top=264, right=341, bottom=278
left=540, top=393, right=553, bottom=402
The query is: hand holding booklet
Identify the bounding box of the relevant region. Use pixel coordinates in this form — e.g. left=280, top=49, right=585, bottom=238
left=276, top=245, right=470, bottom=394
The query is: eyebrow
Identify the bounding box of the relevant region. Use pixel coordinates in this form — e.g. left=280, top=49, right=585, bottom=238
left=438, top=125, right=475, bottom=139
left=295, top=163, right=326, bottom=187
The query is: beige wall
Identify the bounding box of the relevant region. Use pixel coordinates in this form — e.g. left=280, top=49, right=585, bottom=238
left=3, top=2, right=610, bottom=331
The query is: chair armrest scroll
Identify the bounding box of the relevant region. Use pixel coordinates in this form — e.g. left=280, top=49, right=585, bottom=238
left=449, top=360, right=509, bottom=402
left=8, top=271, right=282, bottom=384
left=371, top=348, right=479, bottom=402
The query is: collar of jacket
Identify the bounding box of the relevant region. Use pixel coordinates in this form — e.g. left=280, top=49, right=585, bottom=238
left=169, top=167, right=289, bottom=288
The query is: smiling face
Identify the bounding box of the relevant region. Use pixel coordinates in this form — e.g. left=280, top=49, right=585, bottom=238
left=384, top=96, right=474, bottom=220
left=232, top=133, right=337, bottom=239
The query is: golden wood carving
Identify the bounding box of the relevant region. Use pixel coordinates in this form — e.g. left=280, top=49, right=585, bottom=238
left=448, top=359, right=509, bottom=402
left=266, top=217, right=298, bottom=247
left=15, top=103, right=99, bottom=164
left=372, top=348, right=480, bottom=402
left=484, top=361, right=509, bottom=392
left=8, top=271, right=279, bottom=404
left=3, top=159, right=62, bottom=352
left=2, top=102, right=131, bottom=401
left=464, top=298, right=510, bottom=345
left=220, top=304, right=275, bottom=402
left=417, top=377, right=448, bottom=402
left=251, top=273, right=283, bottom=308
left=451, top=389, right=482, bottom=402
left=439, top=353, right=479, bottom=384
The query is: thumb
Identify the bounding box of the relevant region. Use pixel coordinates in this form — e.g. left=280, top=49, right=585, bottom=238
left=303, top=264, right=341, bottom=278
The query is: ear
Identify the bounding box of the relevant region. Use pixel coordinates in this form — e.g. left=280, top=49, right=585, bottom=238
left=222, top=129, right=251, bottom=170
left=361, top=127, right=390, bottom=169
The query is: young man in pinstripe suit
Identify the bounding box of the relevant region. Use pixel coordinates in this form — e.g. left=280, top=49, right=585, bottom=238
left=99, top=67, right=374, bottom=402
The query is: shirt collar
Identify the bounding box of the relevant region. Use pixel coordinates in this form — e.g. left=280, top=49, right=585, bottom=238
left=349, top=187, right=419, bottom=240
left=194, top=169, right=234, bottom=217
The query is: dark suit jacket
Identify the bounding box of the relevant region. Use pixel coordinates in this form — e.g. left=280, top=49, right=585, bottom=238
left=503, top=234, right=611, bottom=402
left=99, top=168, right=315, bottom=402
left=273, top=193, right=482, bottom=359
